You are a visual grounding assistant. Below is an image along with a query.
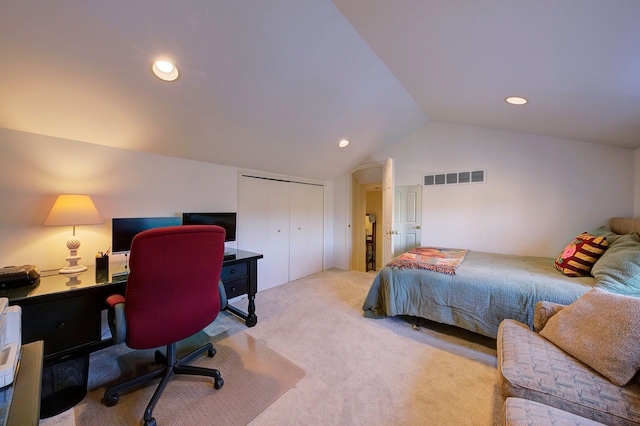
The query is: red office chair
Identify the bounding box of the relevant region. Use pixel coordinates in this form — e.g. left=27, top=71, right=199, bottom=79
left=102, top=225, right=227, bottom=426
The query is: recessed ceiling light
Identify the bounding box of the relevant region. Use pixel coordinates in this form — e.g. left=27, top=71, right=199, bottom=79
left=152, top=60, right=180, bottom=82
left=505, top=96, right=528, bottom=105
left=338, top=139, right=350, bottom=148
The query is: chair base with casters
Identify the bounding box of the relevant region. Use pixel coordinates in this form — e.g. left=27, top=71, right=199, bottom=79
left=102, top=283, right=227, bottom=425
left=103, top=339, right=224, bottom=426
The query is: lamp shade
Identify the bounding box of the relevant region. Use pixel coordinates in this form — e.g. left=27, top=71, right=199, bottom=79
left=44, top=194, right=103, bottom=226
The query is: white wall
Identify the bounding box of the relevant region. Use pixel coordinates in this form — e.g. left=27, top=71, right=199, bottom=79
left=635, top=148, right=640, bottom=216
left=329, top=174, right=348, bottom=270
left=2, top=124, right=635, bottom=272
left=0, top=128, right=335, bottom=273
left=332, top=121, right=635, bottom=264
left=0, top=129, right=221, bottom=270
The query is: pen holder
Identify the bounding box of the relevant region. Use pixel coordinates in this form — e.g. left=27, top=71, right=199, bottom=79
left=95, top=256, right=109, bottom=283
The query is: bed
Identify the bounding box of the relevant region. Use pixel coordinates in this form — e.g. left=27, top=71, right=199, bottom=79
left=362, top=218, right=640, bottom=339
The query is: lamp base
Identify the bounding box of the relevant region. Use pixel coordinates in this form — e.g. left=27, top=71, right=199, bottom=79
left=59, top=265, right=87, bottom=274
left=59, top=250, right=87, bottom=275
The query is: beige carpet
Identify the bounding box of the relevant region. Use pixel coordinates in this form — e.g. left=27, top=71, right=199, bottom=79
left=242, top=270, right=501, bottom=425
left=71, top=332, right=305, bottom=425
left=41, top=269, right=502, bottom=425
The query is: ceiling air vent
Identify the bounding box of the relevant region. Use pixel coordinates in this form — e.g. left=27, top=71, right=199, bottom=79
left=424, top=169, right=486, bottom=186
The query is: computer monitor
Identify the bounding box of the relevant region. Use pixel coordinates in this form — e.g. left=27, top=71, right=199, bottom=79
left=111, top=217, right=182, bottom=254
left=182, top=212, right=236, bottom=242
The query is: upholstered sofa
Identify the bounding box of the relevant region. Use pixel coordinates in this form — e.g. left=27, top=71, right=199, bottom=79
left=503, top=397, right=606, bottom=425
left=497, top=289, right=640, bottom=425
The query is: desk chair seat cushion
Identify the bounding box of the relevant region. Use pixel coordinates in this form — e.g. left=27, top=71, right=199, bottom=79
left=107, top=280, right=227, bottom=346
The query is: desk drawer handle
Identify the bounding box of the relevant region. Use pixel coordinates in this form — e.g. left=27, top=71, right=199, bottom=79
left=57, top=321, right=66, bottom=329
left=229, top=269, right=236, bottom=275
left=230, top=287, right=236, bottom=292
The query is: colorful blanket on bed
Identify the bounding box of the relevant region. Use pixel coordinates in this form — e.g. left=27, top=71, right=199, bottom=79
left=387, top=247, right=469, bottom=275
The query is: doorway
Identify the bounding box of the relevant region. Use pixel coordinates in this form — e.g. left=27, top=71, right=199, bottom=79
left=348, top=161, right=423, bottom=271
left=365, top=192, right=382, bottom=271
left=350, top=165, right=383, bottom=272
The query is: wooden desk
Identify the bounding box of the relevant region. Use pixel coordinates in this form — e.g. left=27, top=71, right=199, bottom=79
left=2, top=248, right=262, bottom=359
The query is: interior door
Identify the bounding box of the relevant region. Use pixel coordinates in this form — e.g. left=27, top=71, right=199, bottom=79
left=393, top=185, right=422, bottom=256
left=239, top=176, right=290, bottom=291
left=381, top=157, right=395, bottom=265
left=289, top=182, right=324, bottom=281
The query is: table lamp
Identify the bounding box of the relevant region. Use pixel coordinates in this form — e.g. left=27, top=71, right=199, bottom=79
left=44, top=194, right=103, bottom=274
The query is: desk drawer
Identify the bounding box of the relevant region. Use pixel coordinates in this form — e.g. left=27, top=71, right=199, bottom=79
left=220, top=263, right=247, bottom=281
left=21, top=294, right=99, bottom=357
left=223, top=278, right=248, bottom=299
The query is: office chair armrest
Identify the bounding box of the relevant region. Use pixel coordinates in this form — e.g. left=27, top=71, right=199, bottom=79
left=218, top=280, right=227, bottom=311
left=106, top=294, right=127, bottom=344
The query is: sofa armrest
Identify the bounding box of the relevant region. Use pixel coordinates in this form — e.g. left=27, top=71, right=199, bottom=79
left=533, top=301, right=567, bottom=332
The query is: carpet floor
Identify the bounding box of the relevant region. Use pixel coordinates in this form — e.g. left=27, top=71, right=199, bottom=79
left=41, top=269, right=502, bottom=425
left=55, top=332, right=303, bottom=425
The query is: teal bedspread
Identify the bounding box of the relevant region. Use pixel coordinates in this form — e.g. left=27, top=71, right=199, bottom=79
left=362, top=251, right=596, bottom=339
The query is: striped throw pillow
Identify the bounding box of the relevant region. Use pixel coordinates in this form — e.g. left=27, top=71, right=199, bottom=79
left=554, top=232, right=609, bottom=277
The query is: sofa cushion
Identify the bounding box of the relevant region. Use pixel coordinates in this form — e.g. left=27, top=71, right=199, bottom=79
left=497, top=319, right=640, bottom=425
left=539, top=288, right=640, bottom=386
left=533, top=300, right=566, bottom=332
left=554, top=232, right=608, bottom=277
left=504, top=397, right=605, bottom=426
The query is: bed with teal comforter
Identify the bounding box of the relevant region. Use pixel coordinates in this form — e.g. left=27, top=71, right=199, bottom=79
left=362, top=251, right=596, bottom=339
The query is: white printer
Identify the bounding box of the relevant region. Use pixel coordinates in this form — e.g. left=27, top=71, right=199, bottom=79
left=0, top=298, right=21, bottom=388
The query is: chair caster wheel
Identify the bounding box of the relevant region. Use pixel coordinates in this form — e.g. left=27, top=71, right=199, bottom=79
left=105, top=394, right=119, bottom=407
left=144, top=417, right=156, bottom=426
left=213, top=370, right=222, bottom=380
left=208, top=348, right=216, bottom=357
left=214, top=377, right=224, bottom=389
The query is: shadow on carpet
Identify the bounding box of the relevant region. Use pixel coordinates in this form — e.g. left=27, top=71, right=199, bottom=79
left=75, top=331, right=305, bottom=425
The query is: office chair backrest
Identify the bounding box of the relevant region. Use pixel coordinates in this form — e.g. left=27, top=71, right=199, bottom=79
left=125, top=225, right=226, bottom=349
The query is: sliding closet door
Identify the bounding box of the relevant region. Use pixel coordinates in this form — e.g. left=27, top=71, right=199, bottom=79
left=239, top=176, right=290, bottom=292
left=289, top=182, right=324, bottom=281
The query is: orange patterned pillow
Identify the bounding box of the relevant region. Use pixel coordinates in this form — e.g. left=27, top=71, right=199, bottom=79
left=554, top=232, right=608, bottom=277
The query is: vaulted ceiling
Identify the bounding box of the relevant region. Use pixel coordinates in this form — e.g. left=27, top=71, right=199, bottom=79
left=334, top=0, right=640, bottom=150
left=2, top=1, right=638, bottom=181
